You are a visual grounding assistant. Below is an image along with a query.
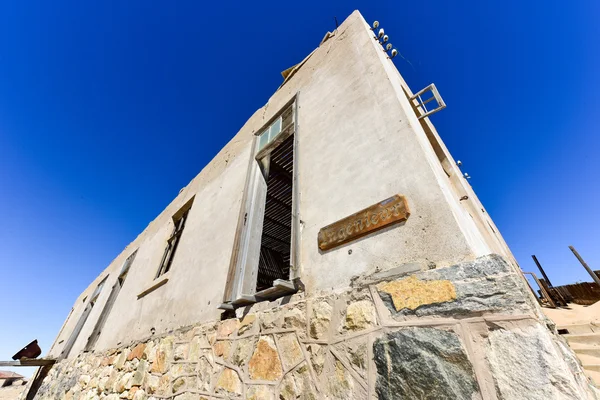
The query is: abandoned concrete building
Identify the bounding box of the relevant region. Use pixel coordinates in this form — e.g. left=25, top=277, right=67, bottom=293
left=28, top=10, right=598, bottom=400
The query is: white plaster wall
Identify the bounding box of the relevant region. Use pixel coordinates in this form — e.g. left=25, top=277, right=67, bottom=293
left=50, top=10, right=502, bottom=357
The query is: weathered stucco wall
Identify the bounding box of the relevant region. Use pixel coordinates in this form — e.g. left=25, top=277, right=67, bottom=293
left=31, top=255, right=597, bottom=399
left=34, top=10, right=600, bottom=400
left=48, top=10, right=506, bottom=359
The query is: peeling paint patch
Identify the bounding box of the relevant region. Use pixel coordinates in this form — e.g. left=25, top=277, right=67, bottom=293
left=377, top=275, right=456, bottom=311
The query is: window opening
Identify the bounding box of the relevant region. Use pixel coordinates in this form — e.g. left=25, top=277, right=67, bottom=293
left=84, top=250, right=137, bottom=351
left=156, top=198, right=194, bottom=278
left=221, top=100, right=298, bottom=309
left=59, top=276, right=107, bottom=359
left=256, top=133, right=294, bottom=291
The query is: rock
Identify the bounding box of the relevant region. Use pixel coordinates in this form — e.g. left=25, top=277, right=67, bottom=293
left=259, top=310, right=282, bottom=331
left=101, top=356, right=115, bottom=366
left=276, top=334, right=304, bottom=370
left=335, top=340, right=368, bottom=378
left=174, top=343, right=189, bottom=361
left=343, top=300, right=376, bottom=331
left=126, top=360, right=147, bottom=388
left=217, top=319, right=240, bottom=337
left=283, top=306, right=306, bottom=333
left=213, top=340, right=231, bottom=359
left=143, top=341, right=156, bottom=363
left=113, top=350, right=131, bottom=370
left=105, top=369, right=120, bottom=393
left=147, top=374, right=171, bottom=396
left=309, top=301, right=332, bottom=339
left=373, top=327, right=478, bottom=399
left=172, top=377, right=185, bottom=393
left=246, top=385, right=273, bottom=400
left=181, top=328, right=195, bottom=341
left=231, top=337, right=255, bottom=367
left=128, top=343, right=146, bottom=361
left=248, top=337, right=283, bottom=381
left=65, top=386, right=82, bottom=400
left=128, top=387, right=139, bottom=399
left=377, top=276, right=456, bottom=311
left=170, top=362, right=195, bottom=377
left=187, top=336, right=201, bottom=360
left=327, top=360, right=355, bottom=400
left=486, top=324, right=584, bottom=399
left=378, top=255, right=533, bottom=318
left=132, top=388, right=146, bottom=400
left=307, top=344, right=326, bottom=376
left=197, top=356, right=212, bottom=392
left=279, top=373, right=298, bottom=400
left=238, top=314, right=256, bottom=335
left=81, top=390, right=99, bottom=400
left=115, top=373, right=133, bottom=394
left=174, top=393, right=207, bottom=400
left=151, top=336, right=174, bottom=374
left=216, top=368, right=242, bottom=394
left=289, top=364, right=316, bottom=400
left=79, top=374, right=91, bottom=388
left=349, top=345, right=366, bottom=373
left=207, top=331, right=217, bottom=345
left=88, top=376, right=98, bottom=390
left=144, top=375, right=160, bottom=395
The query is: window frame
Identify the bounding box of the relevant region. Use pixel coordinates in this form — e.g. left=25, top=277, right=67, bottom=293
left=221, top=94, right=300, bottom=309
left=84, top=250, right=138, bottom=351
left=59, top=275, right=108, bottom=359
left=155, top=197, right=194, bottom=279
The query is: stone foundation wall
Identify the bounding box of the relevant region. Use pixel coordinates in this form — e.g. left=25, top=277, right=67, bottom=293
left=29, top=255, right=597, bottom=399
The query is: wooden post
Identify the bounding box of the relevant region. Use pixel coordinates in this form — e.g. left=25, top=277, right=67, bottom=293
left=569, top=245, right=600, bottom=286
left=26, top=365, right=53, bottom=400
left=522, top=272, right=557, bottom=308
left=531, top=255, right=554, bottom=287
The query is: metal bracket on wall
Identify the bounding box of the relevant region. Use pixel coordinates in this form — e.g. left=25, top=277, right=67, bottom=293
left=410, top=83, right=446, bottom=119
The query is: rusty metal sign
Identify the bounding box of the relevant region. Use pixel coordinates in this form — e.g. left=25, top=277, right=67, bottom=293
left=318, top=195, right=410, bottom=251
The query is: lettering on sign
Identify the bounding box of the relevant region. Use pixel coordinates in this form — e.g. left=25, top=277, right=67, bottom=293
left=318, top=195, right=410, bottom=251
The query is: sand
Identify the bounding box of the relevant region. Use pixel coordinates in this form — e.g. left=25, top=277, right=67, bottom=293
left=0, top=384, right=26, bottom=400
left=542, top=301, right=600, bottom=327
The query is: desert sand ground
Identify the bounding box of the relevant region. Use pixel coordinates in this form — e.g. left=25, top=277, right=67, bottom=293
left=0, top=384, right=26, bottom=400
left=542, top=301, right=600, bottom=327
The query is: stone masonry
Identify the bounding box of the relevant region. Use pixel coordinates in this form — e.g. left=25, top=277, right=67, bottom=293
left=27, top=255, right=597, bottom=399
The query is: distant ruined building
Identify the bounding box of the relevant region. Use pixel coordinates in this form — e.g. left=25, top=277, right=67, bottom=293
left=28, top=10, right=598, bottom=400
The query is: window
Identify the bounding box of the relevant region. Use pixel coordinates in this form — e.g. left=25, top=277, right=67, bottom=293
left=256, top=133, right=294, bottom=291
left=409, top=83, right=446, bottom=119
left=59, top=276, right=107, bottom=359
left=156, top=198, right=194, bottom=278
left=222, top=98, right=299, bottom=309
left=84, top=250, right=137, bottom=351
left=257, top=105, right=294, bottom=153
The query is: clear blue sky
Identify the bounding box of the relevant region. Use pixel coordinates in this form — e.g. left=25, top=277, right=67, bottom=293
left=1, top=1, right=598, bottom=375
